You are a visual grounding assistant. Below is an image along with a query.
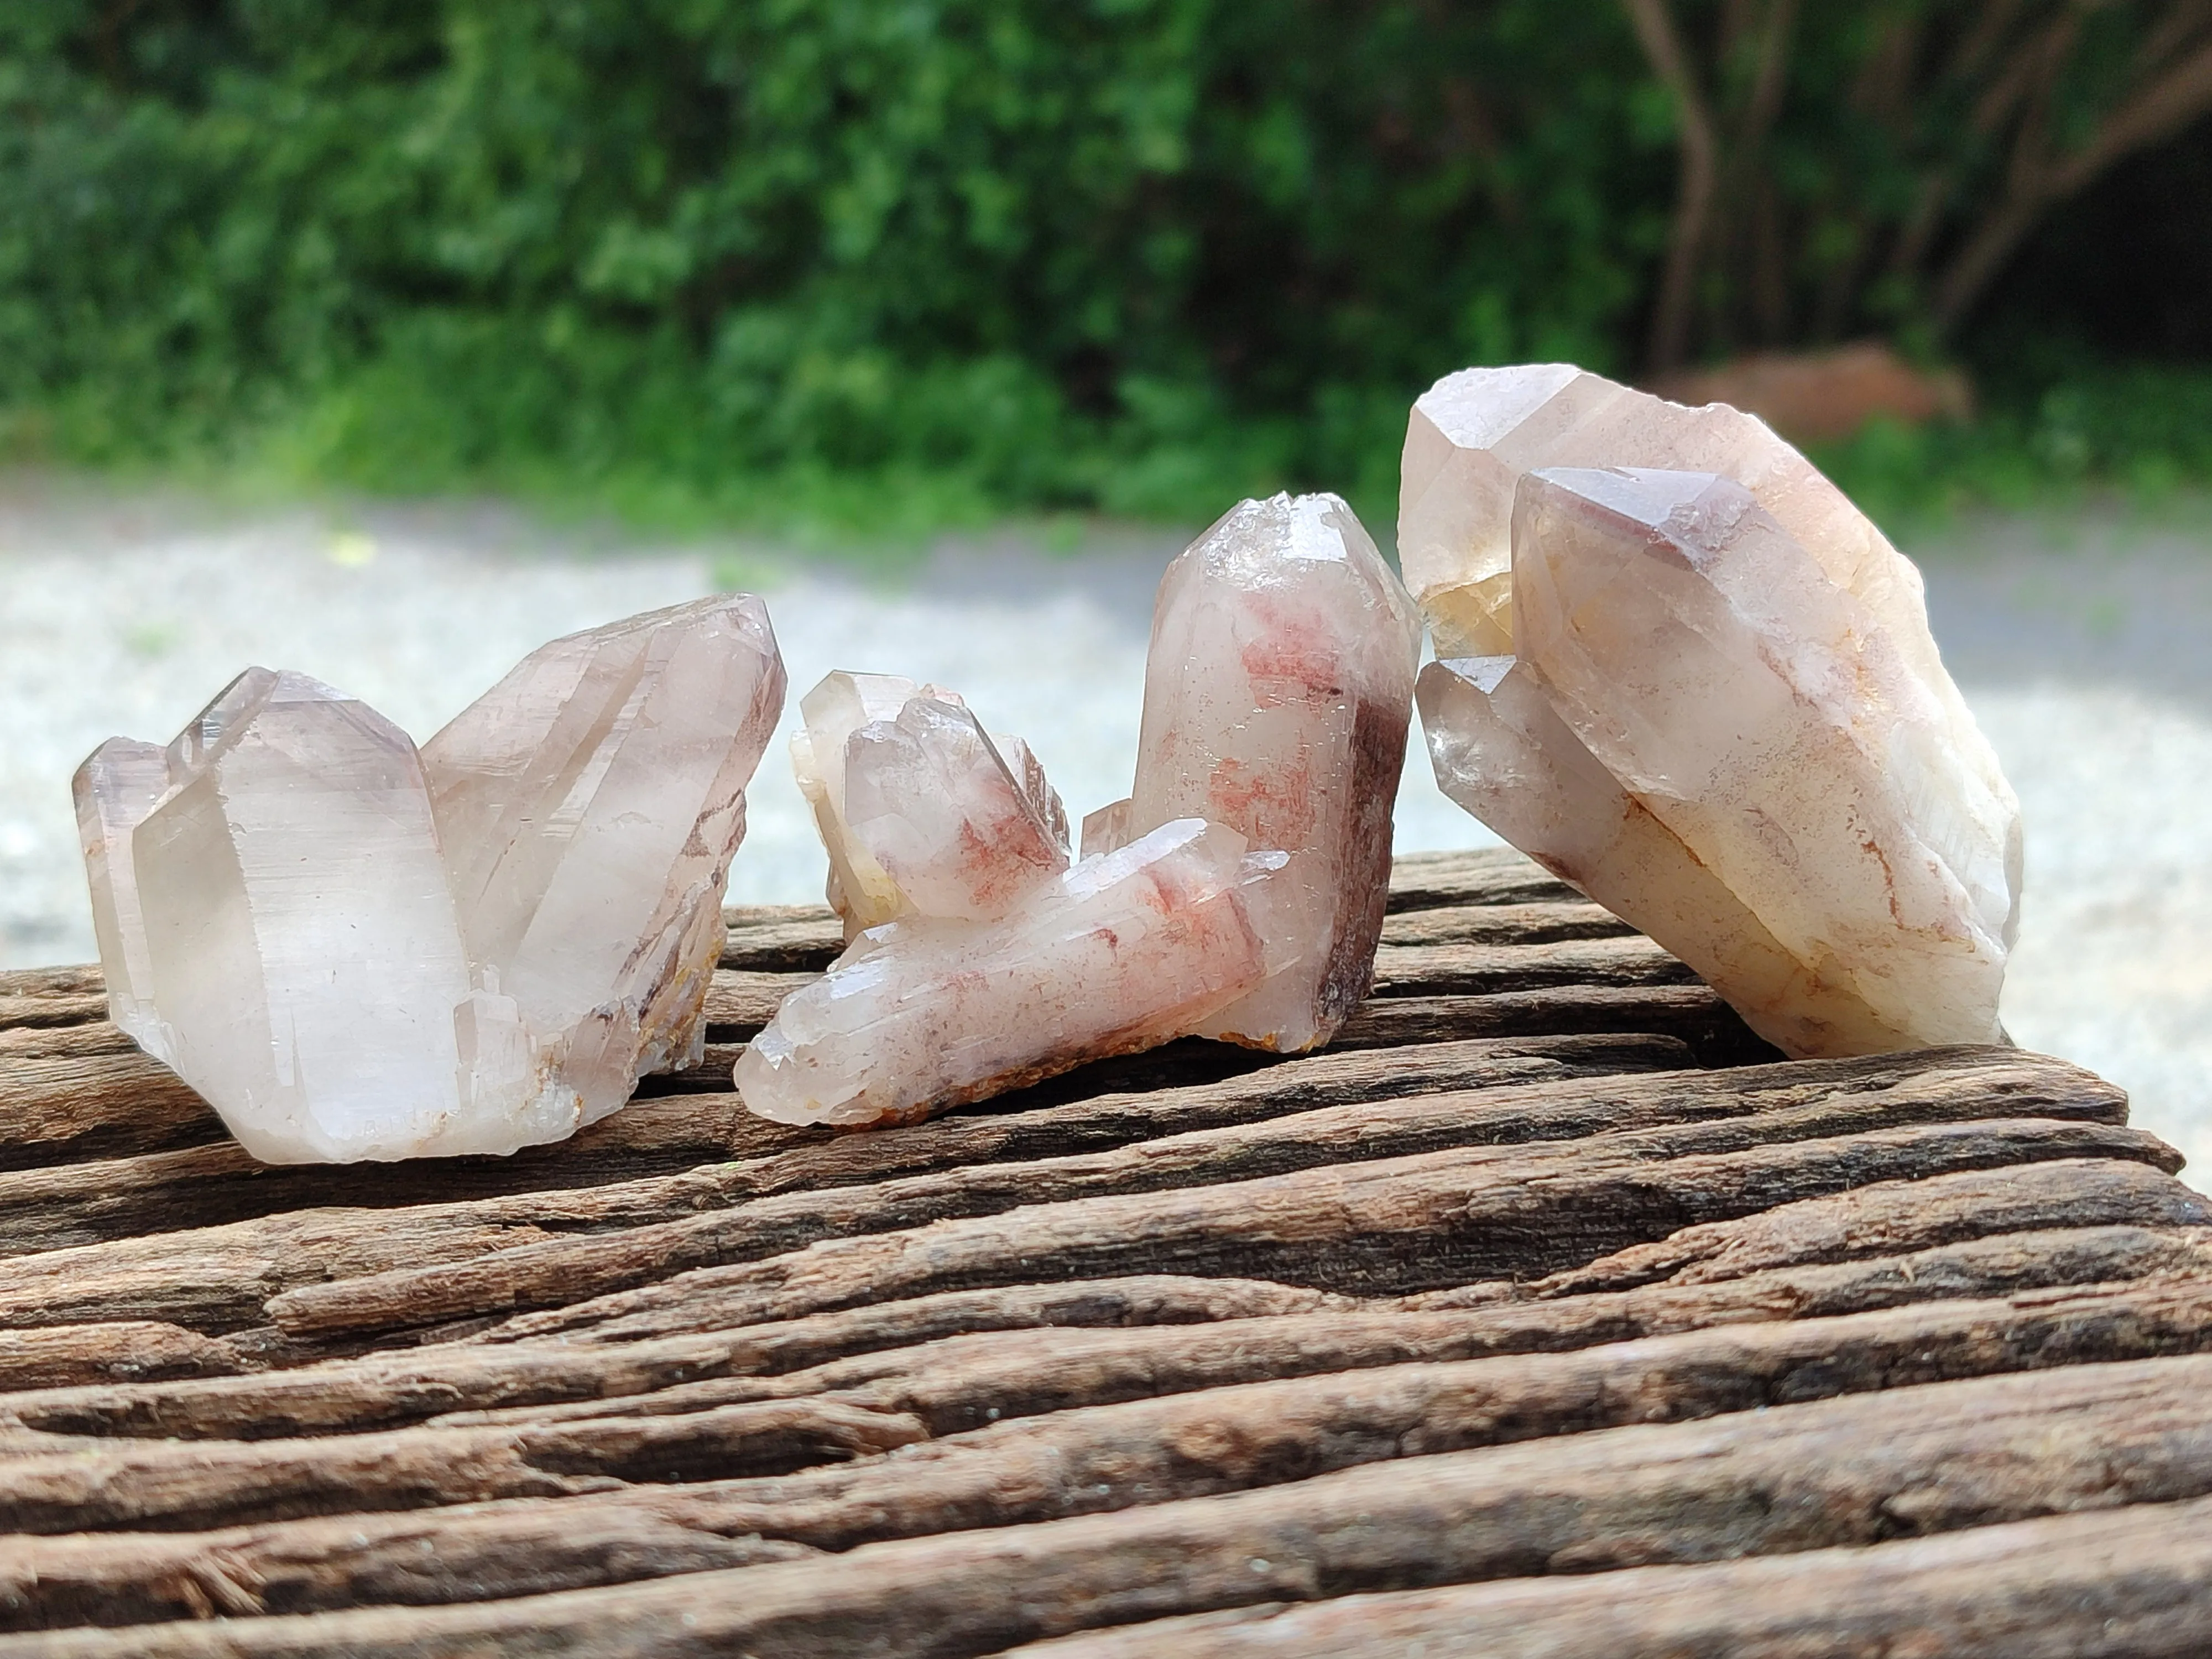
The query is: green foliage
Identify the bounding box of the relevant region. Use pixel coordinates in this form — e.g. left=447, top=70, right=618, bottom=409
left=1816, top=361, right=2212, bottom=530
left=0, top=0, right=1662, bottom=528
left=1, top=0, right=2208, bottom=536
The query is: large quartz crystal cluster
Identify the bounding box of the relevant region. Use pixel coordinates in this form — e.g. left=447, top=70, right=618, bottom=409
left=75, top=597, right=786, bottom=1162
left=738, top=492, right=1420, bottom=1127
left=1407, top=366, right=2022, bottom=1056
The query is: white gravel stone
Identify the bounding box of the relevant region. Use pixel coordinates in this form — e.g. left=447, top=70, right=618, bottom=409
left=2, top=485, right=2206, bottom=1172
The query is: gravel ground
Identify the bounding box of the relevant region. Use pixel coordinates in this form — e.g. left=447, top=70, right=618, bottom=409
left=3, top=481, right=2207, bottom=1169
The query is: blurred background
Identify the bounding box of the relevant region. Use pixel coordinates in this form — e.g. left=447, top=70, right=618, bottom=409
left=1, top=2, right=2207, bottom=1155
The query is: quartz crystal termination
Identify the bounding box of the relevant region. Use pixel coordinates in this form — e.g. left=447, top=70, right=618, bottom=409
left=1399, top=362, right=1946, bottom=675
left=1419, top=460, right=2020, bottom=1056
left=739, top=818, right=1286, bottom=1127
left=74, top=596, right=786, bottom=1163
left=1088, top=492, right=1421, bottom=1051
left=791, top=671, right=1070, bottom=934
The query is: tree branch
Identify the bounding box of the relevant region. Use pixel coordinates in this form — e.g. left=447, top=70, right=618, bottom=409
left=1935, top=28, right=2212, bottom=332
left=1625, top=0, right=1720, bottom=372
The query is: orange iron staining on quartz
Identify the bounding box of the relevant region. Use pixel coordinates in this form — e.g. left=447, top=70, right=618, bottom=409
left=739, top=492, right=1421, bottom=1127
left=1408, top=364, right=2021, bottom=1057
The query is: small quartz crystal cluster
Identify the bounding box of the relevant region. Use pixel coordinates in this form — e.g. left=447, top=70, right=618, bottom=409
left=1406, top=364, right=2022, bottom=1056
left=738, top=492, right=1421, bottom=1127
left=75, top=597, right=786, bottom=1162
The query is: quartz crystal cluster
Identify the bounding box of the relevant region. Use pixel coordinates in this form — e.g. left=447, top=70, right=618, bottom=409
left=739, top=672, right=1284, bottom=1126
left=1406, top=366, right=2022, bottom=1056
left=75, top=597, right=786, bottom=1162
left=1088, top=492, right=1422, bottom=1050
left=738, top=491, right=1419, bottom=1127
left=790, top=673, right=1070, bottom=935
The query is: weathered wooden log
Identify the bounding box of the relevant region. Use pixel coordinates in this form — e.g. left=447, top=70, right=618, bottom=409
left=1366, top=936, right=1694, bottom=996
left=1386, top=847, right=1581, bottom=910
left=508, top=1274, right=2212, bottom=1554
left=1326, top=985, right=1777, bottom=1065
left=0, top=1090, right=832, bottom=1260
left=0, top=1023, right=133, bottom=1060
left=701, top=968, right=818, bottom=1036
left=0, top=1235, right=2193, bottom=1627
left=0, top=1054, right=221, bottom=1172
left=267, top=1051, right=2131, bottom=1339
left=11, top=1228, right=2208, bottom=1553
left=0, top=1509, right=824, bottom=1631
left=0, top=1036, right=1662, bottom=1332
left=0, top=967, right=103, bottom=1000
left=493, top=1109, right=2165, bottom=1349
left=11, top=1354, right=2212, bottom=1652
left=716, top=901, right=1636, bottom=979
left=0, top=997, right=105, bottom=1031
left=1001, top=1494, right=2212, bottom=1659
left=2, top=1213, right=2190, bottom=1449
left=453, top=1072, right=2145, bottom=1347
left=0, top=1059, right=843, bottom=1242
left=721, top=906, right=844, bottom=971
left=0, top=1394, right=928, bottom=1535
left=0, top=1211, right=576, bottom=1335
left=1415, top=1154, right=2212, bottom=1305
left=0, top=1040, right=1672, bottom=1256
left=437, top=1214, right=2212, bottom=1441
left=1379, top=900, right=1634, bottom=946
left=0, top=1277, right=1356, bottom=1441
left=0, top=1324, right=246, bottom=1393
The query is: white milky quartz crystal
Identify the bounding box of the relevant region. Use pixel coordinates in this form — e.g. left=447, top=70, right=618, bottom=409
left=1103, top=492, right=1421, bottom=1050
left=74, top=597, right=785, bottom=1163
left=737, top=819, right=1287, bottom=1126
left=1416, top=451, right=2021, bottom=1057
left=791, top=672, right=1071, bottom=933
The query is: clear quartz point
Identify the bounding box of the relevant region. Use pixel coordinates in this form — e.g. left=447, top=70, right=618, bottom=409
left=792, top=672, right=1071, bottom=933
left=1119, top=492, right=1421, bottom=1050
left=1399, top=363, right=1940, bottom=668
left=71, top=596, right=786, bottom=1162
left=1415, top=444, right=2021, bottom=1057
left=737, top=820, right=1286, bottom=1128
left=1418, top=654, right=1922, bottom=1056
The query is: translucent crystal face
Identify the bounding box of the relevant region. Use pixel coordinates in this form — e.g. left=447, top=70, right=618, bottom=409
left=790, top=671, right=926, bottom=930
left=792, top=673, right=1072, bottom=932
left=738, top=492, right=1416, bottom=1128
left=1399, top=363, right=1930, bottom=667
left=1417, top=654, right=1925, bottom=1057
left=72, top=596, right=786, bottom=1163
left=737, top=818, right=1285, bottom=1127
left=1122, top=492, right=1421, bottom=1051
left=1412, top=414, right=2023, bottom=1057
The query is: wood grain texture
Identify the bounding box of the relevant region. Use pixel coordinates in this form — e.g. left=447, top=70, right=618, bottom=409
left=15, top=1267, right=2212, bottom=1630
left=12, top=1358, right=2212, bottom=1656
left=0, top=1036, right=1670, bottom=1333
left=0, top=847, right=2199, bottom=1652
left=1003, top=1493, right=2212, bottom=1659
left=461, top=1109, right=2159, bottom=1348
left=267, top=1052, right=2141, bottom=1340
